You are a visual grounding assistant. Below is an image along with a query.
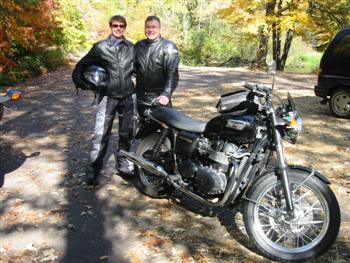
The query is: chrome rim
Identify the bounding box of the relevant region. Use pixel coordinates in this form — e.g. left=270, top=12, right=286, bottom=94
left=332, top=91, right=350, bottom=115
left=252, top=180, right=330, bottom=253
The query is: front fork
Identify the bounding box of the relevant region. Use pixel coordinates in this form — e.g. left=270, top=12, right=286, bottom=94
left=270, top=110, right=295, bottom=218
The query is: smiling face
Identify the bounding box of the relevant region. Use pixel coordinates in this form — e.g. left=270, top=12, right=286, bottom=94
left=110, top=20, right=126, bottom=39
left=145, top=19, right=161, bottom=41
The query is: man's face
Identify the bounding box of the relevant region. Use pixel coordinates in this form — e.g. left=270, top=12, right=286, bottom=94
left=110, top=20, right=126, bottom=39
left=145, top=20, right=160, bottom=41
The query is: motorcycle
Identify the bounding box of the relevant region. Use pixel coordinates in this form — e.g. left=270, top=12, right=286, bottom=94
left=121, top=61, right=340, bottom=262
left=0, top=89, right=22, bottom=122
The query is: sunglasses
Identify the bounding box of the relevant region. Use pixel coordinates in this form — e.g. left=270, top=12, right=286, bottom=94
left=111, top=24, right=125, bottom=29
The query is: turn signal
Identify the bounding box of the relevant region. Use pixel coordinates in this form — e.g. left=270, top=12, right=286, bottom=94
left=11, top=92, right=21, bottom=101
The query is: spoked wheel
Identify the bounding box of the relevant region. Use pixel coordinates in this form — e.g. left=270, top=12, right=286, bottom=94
left=134, top=133, right=172, bottom=198
left=243, top=170, right=340, bottom=262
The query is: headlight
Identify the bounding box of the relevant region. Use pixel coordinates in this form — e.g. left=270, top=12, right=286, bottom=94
left=283, top=112, right=303, bottom=144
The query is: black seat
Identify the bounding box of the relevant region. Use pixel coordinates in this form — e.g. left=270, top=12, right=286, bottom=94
left=151, top=106, right=206, bottom=133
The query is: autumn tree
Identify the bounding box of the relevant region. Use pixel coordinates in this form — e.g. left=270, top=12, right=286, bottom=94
left=219, top=0, right=350, bottom=71
left=305, top=0, right=350, bottom=50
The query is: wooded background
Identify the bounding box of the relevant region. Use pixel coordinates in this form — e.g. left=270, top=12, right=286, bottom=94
left=1, top=0, right=349, bottom=85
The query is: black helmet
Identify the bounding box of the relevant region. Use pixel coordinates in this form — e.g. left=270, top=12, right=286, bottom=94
left=84, top=65, right=108, bottom=88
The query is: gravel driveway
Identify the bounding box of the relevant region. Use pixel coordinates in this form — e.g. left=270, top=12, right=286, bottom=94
left=0, top=65, right=349, bottom=262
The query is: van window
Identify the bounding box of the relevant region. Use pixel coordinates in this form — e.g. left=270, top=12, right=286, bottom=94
left=332, top=34, right=350, bottom=58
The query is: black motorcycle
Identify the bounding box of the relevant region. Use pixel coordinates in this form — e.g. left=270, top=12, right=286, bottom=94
left=121, top=62, right=340, bottom=262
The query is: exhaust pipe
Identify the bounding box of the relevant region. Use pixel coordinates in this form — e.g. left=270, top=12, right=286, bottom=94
left=119, top=150, right=168, bottom=177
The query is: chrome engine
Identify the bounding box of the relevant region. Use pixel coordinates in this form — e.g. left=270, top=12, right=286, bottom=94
left=176, top=131, right=248, bottom=197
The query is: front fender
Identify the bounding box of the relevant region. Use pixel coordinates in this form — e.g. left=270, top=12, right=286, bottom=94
left=253, top=165, right=331, bottom=185
left=288, top=165, right=331, bottom=184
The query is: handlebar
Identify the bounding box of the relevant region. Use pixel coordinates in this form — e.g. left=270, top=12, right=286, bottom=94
left=242, top=81, right=270, bottom=97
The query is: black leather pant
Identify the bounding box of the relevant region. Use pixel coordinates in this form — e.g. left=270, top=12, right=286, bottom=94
left=86, top=94, right=134, bottom=178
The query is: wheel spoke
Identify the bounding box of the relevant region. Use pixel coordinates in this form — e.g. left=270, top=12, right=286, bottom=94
left=294, top=189, right=312, bottom=203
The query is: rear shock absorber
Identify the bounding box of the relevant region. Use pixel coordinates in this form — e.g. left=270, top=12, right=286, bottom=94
left=152, top=128, right=169, bottom=157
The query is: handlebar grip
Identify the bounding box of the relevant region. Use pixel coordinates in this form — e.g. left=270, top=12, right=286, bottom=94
left=242, top=81, right=256, bottom=91
left=242, top=82, right=266, bottom=97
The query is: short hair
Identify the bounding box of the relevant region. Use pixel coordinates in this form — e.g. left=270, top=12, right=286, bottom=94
left=145, top=16, right=161, bottom=27
left=109, top=15, right=127, bottom=27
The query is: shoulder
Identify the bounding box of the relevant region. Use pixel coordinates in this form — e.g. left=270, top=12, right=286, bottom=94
left=123, top=38, right=134, bottom=48
left=135, top=39, right=147, bottom=48
left=161, top=38, right=178, bottom=50
left=93, top=39, right=108, bottom=50
left=161, top=38, right=179, bottom=54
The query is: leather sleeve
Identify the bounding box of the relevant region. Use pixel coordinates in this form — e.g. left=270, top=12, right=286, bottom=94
left=161, top=43, right=179, bottom=98
left=72, top=44, right=99, bottom=90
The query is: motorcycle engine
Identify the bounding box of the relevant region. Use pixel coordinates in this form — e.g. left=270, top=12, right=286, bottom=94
left=176, top=131, right=240, bottom=197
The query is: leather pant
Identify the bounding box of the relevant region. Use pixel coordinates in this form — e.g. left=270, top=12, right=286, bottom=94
left=86, top=94, right=134, bottom=178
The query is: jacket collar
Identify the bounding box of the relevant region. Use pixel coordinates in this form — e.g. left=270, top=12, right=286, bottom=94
left=107, top=35, right=131, bottom=47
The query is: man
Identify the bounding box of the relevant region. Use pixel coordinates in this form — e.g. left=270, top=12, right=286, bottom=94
left=135, top=15, right=180, bottom=107
left=72, top=15, right=134, bottom=186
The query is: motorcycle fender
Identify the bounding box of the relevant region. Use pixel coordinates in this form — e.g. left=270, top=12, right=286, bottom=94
left=254, top=165, right=331, bottom=185
left=288, top=165, right=331, bottom=184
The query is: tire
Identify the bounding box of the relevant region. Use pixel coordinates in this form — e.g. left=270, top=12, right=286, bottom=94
left=243, top=169, right=340, bottom=262
left=329, top=88, right=350, bottom=118
left=134, top=133, right=172, bottom=198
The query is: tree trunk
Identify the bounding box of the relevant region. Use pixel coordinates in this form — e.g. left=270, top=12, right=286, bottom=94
left=280, top=29, right=294, bottom=71
left=256, top=25, right=269, bottom=68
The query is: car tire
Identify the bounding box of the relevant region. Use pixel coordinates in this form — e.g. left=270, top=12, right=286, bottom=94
left=329, top=88, right=350, bottom=118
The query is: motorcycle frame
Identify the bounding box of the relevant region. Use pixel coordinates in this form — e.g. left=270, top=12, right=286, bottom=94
left=135, top=100, right=296, bottom=215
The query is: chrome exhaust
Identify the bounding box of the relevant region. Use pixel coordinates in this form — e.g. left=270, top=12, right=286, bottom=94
left=119, top=150, right=168, bottom=177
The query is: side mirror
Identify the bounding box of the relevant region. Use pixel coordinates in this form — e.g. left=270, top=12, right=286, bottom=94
left=268, top=60, right=276, bottom=76
left=267, top=60, right=276, bottom=90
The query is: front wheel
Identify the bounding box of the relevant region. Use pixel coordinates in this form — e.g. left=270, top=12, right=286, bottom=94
left=329, top=88, right=350, bottom=118
left=134, top=133, right=172, bottom=198
left=243, top=170, right=340, bottom=262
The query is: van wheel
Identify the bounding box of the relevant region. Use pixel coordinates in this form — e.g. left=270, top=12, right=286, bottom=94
left=329, top=88, right=350, bottom=118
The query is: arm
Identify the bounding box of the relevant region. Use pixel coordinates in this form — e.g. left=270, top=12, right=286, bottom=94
left=72, top=44, right=99, bottom=90
left=161, top=43, right=180, bottom=99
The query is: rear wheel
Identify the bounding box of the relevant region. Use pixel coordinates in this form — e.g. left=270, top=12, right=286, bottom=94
left=134, top=133, right=172, bottom=198
left=243, top=170, right=340, bottom=262
left=329, top=88, right=350, bottom=118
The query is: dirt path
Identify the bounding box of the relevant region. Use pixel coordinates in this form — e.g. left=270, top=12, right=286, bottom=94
left=0, top=65, right=349, bottom=263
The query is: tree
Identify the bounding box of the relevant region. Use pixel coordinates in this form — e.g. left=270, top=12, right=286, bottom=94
left=219, top=0, right=350, bottom=71
left=304, top=0, right=350, bottom=50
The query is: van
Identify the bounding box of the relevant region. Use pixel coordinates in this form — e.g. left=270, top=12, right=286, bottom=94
left=314, top=28, right=350, bottom=118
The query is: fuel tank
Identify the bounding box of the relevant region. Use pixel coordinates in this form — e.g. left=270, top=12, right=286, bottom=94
left=204, top=114, right=257, bottom=144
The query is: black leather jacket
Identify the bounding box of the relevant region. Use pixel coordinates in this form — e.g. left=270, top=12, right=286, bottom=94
left=135, top=37, right=179, bottom=102
left=72, top=35, right=135, bottom=99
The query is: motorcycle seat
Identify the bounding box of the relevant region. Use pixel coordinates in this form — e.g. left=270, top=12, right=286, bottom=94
left=151, top=106, right=206, bottom=133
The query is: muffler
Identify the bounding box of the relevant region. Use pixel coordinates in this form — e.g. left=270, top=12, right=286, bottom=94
left=119, top=150, right=168, bottom=177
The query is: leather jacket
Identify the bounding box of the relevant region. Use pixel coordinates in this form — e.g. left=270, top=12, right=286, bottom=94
left=135, top=37, right=179, bottom=102
left=72, top=35, right=135, bottom=99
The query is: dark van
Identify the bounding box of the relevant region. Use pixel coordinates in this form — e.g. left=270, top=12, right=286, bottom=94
left=314, top=28, right=350, bottom=118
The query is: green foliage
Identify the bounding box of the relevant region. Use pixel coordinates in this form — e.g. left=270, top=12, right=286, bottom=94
left=40, top=49, right=66, bottom=70
left=54, top=0, right=89, bottom=52
left=283, top=38, right=322, bottom=73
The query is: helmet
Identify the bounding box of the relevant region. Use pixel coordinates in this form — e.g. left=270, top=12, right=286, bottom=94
left=83, top=65, right=108, bottom=88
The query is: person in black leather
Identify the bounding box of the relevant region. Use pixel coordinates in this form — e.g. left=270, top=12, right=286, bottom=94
left=135, top=16, right=180, bottom=108
left=72, top=15, right=135, bottom=185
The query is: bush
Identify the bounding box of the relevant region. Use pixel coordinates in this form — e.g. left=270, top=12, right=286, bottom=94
left=40, top=49, right=66, bottom=70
